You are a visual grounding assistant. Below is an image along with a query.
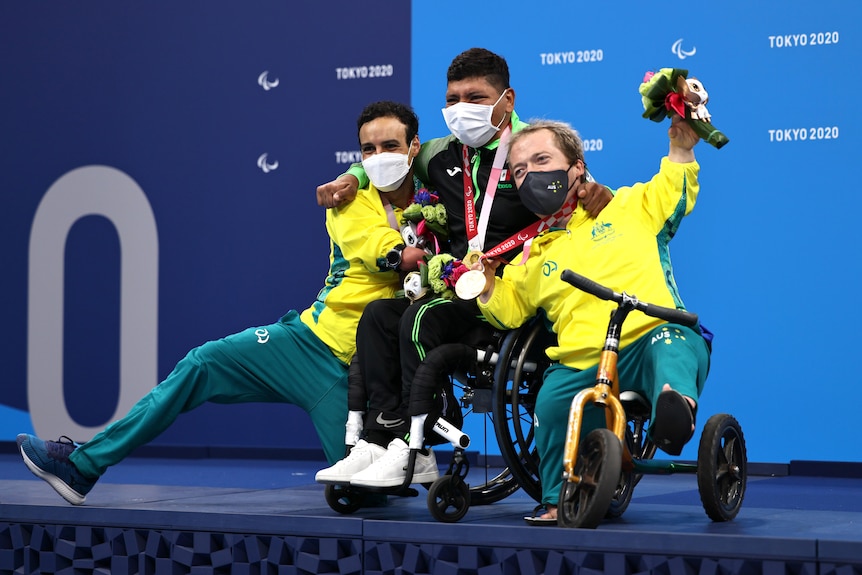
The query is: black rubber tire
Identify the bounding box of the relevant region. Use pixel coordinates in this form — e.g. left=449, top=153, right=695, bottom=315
left=324, top=484, right=365, bottom=515
left=605, top=426, right=638, bottom=519
left=697, top=413, right=747, bottom=522
left=492, top=318, right=553, bottom=503
left=558, top=428, right=622, bottom=529
left=427, top=475, right=471, bottom=523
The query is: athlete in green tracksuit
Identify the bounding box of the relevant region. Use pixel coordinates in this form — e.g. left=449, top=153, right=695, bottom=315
left=17, top=101, right=424, bottom=505
left=476, top=117, right=711, bottom=523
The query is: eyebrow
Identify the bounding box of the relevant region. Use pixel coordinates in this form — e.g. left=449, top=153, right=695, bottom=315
left=360, top=138, right=402, bottom=148
left=447, top=89, right=491, bottom=100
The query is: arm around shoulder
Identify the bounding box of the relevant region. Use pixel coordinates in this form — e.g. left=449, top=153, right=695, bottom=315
left=316, top=163, right=366, bottom=208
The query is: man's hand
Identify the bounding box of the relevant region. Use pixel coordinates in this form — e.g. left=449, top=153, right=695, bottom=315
left=316, top=175, right=359, bottom=208
left=400, top=246, right=426, bottom=272
left=578, top=181, right=613, bottom=217
left=668, top=115, right=699, bottom=163
left=475, top=257, right=503, bottom=303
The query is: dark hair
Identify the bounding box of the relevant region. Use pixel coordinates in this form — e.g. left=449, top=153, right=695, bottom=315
left=357, top=101, right=419, bottom=144
left=446, top=47, right=510, bottom=92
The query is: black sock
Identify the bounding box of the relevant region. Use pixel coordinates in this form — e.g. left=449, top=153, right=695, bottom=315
left=365, top=429, right=394, bottom=447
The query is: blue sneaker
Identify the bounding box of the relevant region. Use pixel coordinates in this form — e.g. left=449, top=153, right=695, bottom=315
left=17, top=434, right=97, bottom=505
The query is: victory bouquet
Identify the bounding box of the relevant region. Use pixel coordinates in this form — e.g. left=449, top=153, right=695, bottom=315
left=640, top=68, right=729, bottom=149
left=399, top=187, right=464, bottom=301
left=403, top=253, right=469, bottom=302
left=401, top=188, right=448, bottom=243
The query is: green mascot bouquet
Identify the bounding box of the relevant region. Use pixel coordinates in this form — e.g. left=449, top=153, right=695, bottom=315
left=640, top=68, right=729, bottom=149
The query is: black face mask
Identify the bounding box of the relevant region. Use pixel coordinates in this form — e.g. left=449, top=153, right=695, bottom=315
left=517, top=168, right=573, bottom=215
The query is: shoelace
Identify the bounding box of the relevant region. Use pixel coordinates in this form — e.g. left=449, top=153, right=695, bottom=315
left=378, top=443, right=409, bottom=464
left=46, top=436, right=79, bottom=461
left=344, top=446, right=370, bottom=462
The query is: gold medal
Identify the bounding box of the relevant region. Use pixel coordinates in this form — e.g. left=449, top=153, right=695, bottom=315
left=463, top=250, right=484, bottom=268
left=455, top=269, right=487, bottom=300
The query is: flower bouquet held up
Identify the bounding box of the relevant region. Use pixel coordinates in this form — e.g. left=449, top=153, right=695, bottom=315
left=640, top=68, right=729, bottom=149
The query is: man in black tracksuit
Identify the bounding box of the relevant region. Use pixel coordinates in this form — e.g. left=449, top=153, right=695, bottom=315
left=315, top=48, right=611, bottom=488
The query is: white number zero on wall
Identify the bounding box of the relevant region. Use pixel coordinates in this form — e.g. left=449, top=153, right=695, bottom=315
left=28, top=165, right=158, bottom=441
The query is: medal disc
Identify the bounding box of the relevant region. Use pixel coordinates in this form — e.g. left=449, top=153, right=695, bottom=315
left=455, top=269, right=487, bottom=300
left=463, top=250, right=484, bottom=267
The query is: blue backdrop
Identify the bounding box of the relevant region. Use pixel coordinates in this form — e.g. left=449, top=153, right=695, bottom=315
left=2, top=0, right=859, bottom=464
left=1, top=2, right=410, bottom=455
left=410, top=0, right=860, bottom=464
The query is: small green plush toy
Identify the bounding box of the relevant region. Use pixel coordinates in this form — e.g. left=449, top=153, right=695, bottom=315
left=640, top=68, right=729, bottom=149
left=401, top=188, right=448, bottom=240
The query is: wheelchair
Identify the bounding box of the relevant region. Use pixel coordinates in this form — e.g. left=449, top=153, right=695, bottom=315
left=323, top=316, right=552, bottom=522
left=553, top=270, right=747, bottom=528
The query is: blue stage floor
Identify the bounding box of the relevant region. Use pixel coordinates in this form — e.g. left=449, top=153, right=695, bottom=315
left=2, top=452, right=862, bottom=574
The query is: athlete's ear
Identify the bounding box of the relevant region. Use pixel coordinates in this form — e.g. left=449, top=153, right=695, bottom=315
left=504, top=87, right=515, bottom=113
left=570, top=159, right=586, bottom=183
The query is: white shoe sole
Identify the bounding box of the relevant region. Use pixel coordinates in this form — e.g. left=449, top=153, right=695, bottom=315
left=315, top=473, right=357, bottom=485
left=19, top=445, right=86, bottom=505
left=350, top=469, right=440, bottom=488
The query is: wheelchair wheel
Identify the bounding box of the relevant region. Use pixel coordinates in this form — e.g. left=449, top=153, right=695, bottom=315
left=410, top=341, right=522, bottom=507
left=493, top=317, right=553, bottom=502
left=558, top=428, right=622, bottom=529
left=451, top=354, right=522, bottom=506
left=324, top=484, right=366, bottom=515
left=427, top=474, right=471, bottom=523
left=697, top=413, right=747, bottom=522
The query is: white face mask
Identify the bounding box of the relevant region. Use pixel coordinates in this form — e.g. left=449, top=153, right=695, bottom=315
left=441, top=88, right=509, bottom=148
left=362, top=151, right=413, bottom=192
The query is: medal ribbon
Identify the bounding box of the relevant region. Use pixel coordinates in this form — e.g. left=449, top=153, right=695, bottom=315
left=482, top=197, right=577, bottom=263
left=382, top=187, right=416, bottom=232
left=462, top=125, right=512, bottom=252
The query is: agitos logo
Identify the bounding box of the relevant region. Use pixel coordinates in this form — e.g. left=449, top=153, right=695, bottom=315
left=257, top=153, right=279, bottom=173
left=671, top=39, right=696, bottom=60
left=257, top=71, right=279, bottom=91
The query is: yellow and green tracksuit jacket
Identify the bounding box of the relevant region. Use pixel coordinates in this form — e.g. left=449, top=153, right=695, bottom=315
left=300, top=185, right=404, bottom=364
left=478, top=157, right=699, bottom=370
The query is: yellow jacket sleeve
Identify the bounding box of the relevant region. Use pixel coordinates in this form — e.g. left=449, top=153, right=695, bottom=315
left=328, top=186, right=403, bottom=272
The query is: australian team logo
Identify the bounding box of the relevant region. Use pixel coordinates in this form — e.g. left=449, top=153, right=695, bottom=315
left=651, top=326, right=686, bottom=345
left=591, top=220, right=615, bottom=241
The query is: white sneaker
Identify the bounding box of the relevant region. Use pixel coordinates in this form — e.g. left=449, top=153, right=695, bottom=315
left=315, top=439, right=387, bottom=484
left=350, top=438, right=439, bottom=488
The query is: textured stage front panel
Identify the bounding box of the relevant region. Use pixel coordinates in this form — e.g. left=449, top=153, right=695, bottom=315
left=4, top=518, right=860, bottom=575
left=0, top=523, right=363, bottom=575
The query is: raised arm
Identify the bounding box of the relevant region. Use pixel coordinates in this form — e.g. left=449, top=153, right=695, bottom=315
left=667, top=115, right=699, bottom=163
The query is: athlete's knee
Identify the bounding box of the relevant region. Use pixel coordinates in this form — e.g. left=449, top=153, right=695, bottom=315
left=360, top=299, right=400, bottom=336
left=534, top=390, right=564, bottom=430
left=179, top=342, right=217, bottom=372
